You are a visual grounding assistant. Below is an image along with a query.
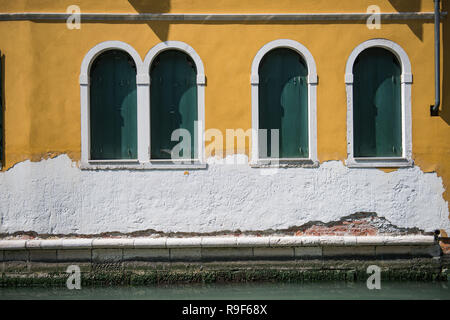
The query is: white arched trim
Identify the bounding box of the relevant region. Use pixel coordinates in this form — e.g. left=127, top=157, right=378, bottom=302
left=79, top=40, right=144, bottom=86
left=144, top=41, right=205, bottom=84
left=345, top=39, right=413, bottom=168
left=250, top=39, right=318, bottom=166
left=143, top=41, right=206, bottom=164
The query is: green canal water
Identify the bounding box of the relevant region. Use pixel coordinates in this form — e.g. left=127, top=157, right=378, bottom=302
left=1, top=281, right=449, bottom=300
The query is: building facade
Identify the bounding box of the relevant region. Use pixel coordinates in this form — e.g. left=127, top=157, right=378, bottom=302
left=0, top=0, right=449, bottom=239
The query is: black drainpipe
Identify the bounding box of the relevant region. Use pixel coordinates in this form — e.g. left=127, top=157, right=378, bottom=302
left=431, top=0, right=441, bottom=116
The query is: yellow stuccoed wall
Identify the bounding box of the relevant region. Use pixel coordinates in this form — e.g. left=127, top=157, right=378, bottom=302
left=0, top=0, right=449, bottom=217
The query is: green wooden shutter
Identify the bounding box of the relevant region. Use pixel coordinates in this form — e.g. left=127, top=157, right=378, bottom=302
left=353, top=47, right=402, bottom=158
left=0, top=50, right=2, bottom=167
left=150, top=50, right=198, bottom=160
left=258, top=48, right=309, bottom=159
left=90, top=50, right=138, bottom=160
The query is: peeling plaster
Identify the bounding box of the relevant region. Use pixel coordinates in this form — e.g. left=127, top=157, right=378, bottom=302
left=0, top=154, right=448, bottom=235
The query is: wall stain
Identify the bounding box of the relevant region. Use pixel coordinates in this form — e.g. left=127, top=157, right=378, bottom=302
left=0, top=212, right=434, bottom=240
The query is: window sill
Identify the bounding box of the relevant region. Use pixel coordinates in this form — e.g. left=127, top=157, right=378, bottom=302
left=80, top=160, right=207, bottom=171
left=250, top=159, right=319, bottom=168
left=346, top=157, right=413, bottom=168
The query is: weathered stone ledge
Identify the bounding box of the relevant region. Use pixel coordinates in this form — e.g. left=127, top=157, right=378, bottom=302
left=0, top=235, right=437, bottom=250
left=0, top=236, right=441, bottom=265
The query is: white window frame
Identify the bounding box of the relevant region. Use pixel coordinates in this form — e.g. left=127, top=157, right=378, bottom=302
left=345, top=38, right=413, bottom=168
left=250, top=39, right=318, bottom=167
left=143, top=41, right=206, bottom=167
left=80, top=40, right=206, bottom=170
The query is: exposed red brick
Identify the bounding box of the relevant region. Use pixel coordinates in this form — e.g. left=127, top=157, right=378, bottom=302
left=292, top=218, right=381, bottom=236
left=440, top=241, right=450, bottom=255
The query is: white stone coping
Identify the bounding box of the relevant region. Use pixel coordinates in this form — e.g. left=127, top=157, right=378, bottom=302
left=0, top=235, right=436, bottom=250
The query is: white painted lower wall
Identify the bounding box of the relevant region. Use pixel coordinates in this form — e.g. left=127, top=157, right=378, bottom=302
left=0, top=154, right=448, bottom=235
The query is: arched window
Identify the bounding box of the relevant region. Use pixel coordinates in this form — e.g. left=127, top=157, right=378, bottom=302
left=89, top=50, right=137, bottom=160
left=258, top=48, right=309, bottom=159
left=144, top=41, right=206, bottom=165
left=80, top=41, right=143, bottom=167
left=81, top=41, right=205, bottom=169
left=353, top=48, right=401, bottom=158
left=150, top=50, right=198, bottom=160
left=345, top=39, right=413, bottom=168
left=251, top=39, right=318, bottom=166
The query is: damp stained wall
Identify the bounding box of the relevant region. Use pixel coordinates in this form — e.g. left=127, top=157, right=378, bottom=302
left=0, top=154, right=449, bottom=235
left=0, top=0, right=449, bottom=234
